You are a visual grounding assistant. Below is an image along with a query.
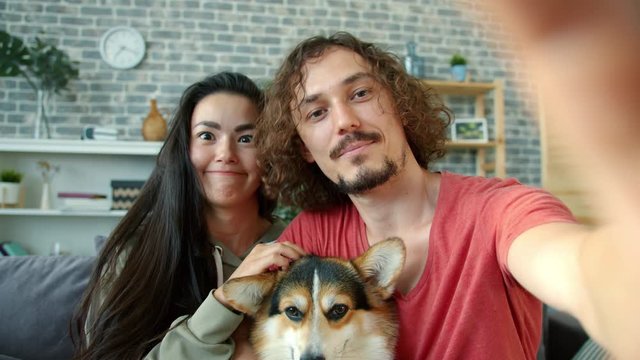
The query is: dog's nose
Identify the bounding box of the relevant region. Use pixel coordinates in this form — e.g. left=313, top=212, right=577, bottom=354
left=300, top=353, right=325, bottom=360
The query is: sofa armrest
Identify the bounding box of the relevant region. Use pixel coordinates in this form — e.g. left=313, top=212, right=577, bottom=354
left=543, top=305, right=590, bottom=360
left=0, top=255, right=95, bottom=360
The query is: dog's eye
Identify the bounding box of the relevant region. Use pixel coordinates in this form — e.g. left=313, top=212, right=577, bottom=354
left=284, top=306, right=303, bottom=321
left=327, top=304, right=349, bottom=321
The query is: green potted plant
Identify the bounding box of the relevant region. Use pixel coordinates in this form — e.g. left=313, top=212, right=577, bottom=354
left=0, top=31, right=79, bottom=139
left=450, top=53, right=468, bottom=82
left=0, top=169, right=24, bottom=206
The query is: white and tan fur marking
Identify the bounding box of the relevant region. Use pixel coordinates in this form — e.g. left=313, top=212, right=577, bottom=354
left=223, top=237, right=406, bottom=360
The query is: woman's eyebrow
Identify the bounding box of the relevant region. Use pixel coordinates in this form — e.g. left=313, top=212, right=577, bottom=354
left=193, top=120, right=220, bottom=130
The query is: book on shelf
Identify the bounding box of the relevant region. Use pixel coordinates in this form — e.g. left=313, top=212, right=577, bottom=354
left=58, top=198, right=112, bottom=212
left=57, top=192, right=108, bottom=199
left=0, top=241, right=29, bottom=256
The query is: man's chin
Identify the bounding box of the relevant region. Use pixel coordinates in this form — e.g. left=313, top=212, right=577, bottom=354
left=335, top=159, right=398, bottom=195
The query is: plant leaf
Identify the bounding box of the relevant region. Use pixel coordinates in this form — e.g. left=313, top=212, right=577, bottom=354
left=0, top=30, right=32, bottom=77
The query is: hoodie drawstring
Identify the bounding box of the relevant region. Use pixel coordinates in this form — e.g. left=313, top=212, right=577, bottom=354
left=212, top=245, right=224, bottom=288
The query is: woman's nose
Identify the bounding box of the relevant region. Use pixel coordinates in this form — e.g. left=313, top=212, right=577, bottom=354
left=215, top=138, right=238, bottom=163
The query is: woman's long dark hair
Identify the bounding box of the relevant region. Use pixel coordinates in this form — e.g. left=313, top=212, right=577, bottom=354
left=71, top=72, right=273, bottom=360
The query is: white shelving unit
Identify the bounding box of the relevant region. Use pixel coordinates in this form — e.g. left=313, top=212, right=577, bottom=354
left=0, top=139, right=161, bottom=255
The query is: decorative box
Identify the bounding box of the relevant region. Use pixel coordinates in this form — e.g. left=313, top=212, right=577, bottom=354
left=111, top=180, right=145, bottom=210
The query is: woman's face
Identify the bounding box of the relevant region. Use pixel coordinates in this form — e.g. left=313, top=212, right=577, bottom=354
left=189, top=92, right=261, bottom=209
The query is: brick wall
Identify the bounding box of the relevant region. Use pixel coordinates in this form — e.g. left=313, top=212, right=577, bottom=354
left=0, top=0, right=542, bottom=185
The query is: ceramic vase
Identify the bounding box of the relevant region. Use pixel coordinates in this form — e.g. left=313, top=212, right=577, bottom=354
left=142, top=99, right=167, bottom=141
left=404, top=41, right=424, bottom=78
left=34, top=90, right=52, bottom=139
left=40, top=181, right=51, bottom=210
left=451, top=65, right=468, bottom=82
left=0, top=182, right=20, bottom=207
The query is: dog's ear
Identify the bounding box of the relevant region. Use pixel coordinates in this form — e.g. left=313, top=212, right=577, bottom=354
left=353, top=237, right=406, bottom=299
left=222, top=272, right=278, bottom=316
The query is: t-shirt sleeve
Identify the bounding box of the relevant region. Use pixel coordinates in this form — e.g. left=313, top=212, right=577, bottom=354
left=490, top=183, right=577, bottom=279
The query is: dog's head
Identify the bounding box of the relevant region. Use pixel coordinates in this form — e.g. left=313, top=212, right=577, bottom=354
left=222, top=237, right=406, bottom=360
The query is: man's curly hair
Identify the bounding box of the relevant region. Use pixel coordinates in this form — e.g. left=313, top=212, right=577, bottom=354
left=256, top=32, right=451, bottom=211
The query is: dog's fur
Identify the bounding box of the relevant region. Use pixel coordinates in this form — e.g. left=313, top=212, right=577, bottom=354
left=222, top=237, right=406, bottom=360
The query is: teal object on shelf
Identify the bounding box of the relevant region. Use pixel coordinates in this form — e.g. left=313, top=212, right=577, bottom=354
left=451, top=64, right=467, bottom=81
left=404, top=41, right=424, bottom=78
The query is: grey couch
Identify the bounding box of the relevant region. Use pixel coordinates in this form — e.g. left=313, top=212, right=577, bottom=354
left=0, top=255, right=95, bottom=360
left=0, top=250, right=608, bottom=360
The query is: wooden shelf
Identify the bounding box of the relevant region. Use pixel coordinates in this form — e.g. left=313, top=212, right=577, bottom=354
left=426, top=80, right=496, bottom=96
left=446, top=140, right=497, bottom=149
left=424, top=79, right=506, bottom=178
left=0, top=138, right=162, bottom=156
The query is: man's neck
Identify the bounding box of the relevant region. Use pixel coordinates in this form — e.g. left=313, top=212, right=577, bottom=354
left=349, top=162, right=441, bottom=244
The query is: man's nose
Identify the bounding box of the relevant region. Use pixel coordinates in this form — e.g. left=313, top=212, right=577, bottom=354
left=333, top=102, right=361, bottom=134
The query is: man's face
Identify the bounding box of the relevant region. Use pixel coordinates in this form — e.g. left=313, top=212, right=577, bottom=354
left=293, top=46, right=408, bottom=194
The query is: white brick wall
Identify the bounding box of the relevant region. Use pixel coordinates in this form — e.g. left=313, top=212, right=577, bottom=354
left=0, top=0, right=541, bottom=185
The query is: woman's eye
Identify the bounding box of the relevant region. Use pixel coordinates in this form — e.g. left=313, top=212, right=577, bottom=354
left=197, top=132, right=215, bottom=141
left=238, top=134, right=253, bottom=143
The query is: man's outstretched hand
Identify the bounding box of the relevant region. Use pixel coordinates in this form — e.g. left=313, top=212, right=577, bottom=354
left=482, top=0, right=640, bottom=358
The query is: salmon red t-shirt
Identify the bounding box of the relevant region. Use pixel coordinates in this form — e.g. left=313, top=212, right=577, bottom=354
left=278, top=172, right=576, bottom=360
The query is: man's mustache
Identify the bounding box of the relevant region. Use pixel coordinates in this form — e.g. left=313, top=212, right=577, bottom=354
left=329, top=131, right=381, bottom=159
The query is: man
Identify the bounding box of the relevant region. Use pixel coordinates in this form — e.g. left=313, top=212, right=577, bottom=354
left=256, top=2, right=640, bottom=357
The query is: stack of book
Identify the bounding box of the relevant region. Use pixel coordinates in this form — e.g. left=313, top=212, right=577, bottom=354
left=58, top=192, right=111, bottom=212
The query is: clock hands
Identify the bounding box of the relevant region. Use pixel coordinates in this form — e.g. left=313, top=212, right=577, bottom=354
left=113, top=45, right=140, bottom=62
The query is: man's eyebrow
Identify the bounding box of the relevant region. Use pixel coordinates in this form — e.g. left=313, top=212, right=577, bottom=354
left=301, top=72, right=374, bottom=106
left=234, top=123, right=255, bottom=132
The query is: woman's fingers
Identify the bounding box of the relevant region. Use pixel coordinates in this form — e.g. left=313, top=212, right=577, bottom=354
left=275, top=241, right=306, bottom=261
left=227, top=241, right=307, bottom=280
left=214, top=242, right=306, bottom=311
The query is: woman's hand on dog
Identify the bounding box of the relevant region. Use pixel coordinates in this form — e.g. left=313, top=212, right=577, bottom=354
left=213, top=241, right=306, bottom=311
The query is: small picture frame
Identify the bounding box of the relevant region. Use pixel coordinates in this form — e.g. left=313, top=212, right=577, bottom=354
left=451, top=117, right=489, bottom=142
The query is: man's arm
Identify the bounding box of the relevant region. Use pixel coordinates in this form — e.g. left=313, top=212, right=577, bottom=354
left=491, top=0, right=640, bottom=358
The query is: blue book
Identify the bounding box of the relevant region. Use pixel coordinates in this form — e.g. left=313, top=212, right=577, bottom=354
left=1, top=241, right=29, bottom=256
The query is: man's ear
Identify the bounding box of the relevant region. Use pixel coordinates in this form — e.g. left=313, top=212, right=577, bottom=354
left=300, top=143, right=315, bottom=163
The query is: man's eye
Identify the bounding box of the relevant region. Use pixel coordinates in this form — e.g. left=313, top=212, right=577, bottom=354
left=308, top=108, right=326, bottom=121
left=238, top=134, right=253, bottom=143
left=353, top=88, right=370, bottom=100
left=198, top=132, right=214, bottom=141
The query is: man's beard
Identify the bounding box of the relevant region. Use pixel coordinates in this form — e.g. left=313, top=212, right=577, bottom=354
left=335, top=153, right=404, bottom=195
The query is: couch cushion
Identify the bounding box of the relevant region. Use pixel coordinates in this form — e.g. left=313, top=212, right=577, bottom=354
left=0, top=255, right=95, bottom=360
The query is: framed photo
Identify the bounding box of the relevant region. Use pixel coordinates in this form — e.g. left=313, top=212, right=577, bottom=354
left=451, top=117, right=489, bottom=142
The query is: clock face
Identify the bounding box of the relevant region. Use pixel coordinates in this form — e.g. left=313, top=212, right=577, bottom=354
left=99, top=26, right=146, bottom=69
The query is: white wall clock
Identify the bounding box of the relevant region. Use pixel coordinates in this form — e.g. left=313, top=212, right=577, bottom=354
left=99, top=26, right=146, bottom=69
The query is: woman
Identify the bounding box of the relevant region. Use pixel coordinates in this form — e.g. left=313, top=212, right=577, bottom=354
left=72, top=72, right=304, bottom=360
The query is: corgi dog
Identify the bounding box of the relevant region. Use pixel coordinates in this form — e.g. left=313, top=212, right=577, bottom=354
left=222, top=237, right=406, bottom=360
